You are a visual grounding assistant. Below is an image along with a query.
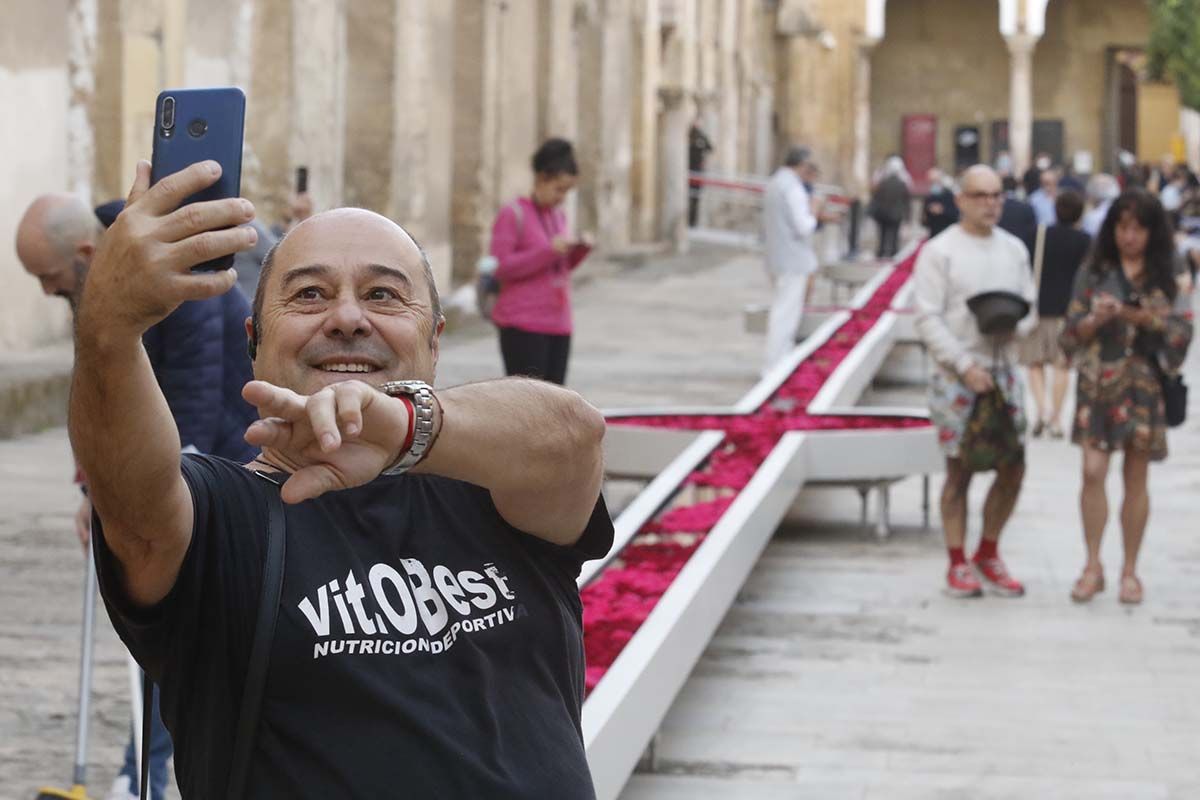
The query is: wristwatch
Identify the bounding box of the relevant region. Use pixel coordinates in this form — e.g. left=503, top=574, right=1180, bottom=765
left=378, top=380, right=437, bottom=476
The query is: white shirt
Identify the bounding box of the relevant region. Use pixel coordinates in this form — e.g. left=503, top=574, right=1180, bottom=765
left=1082, top=200, right=1111, bottom=236
left=763, top=167, right=818, bottom=276
left=914, top=224, right=1039, bottom=377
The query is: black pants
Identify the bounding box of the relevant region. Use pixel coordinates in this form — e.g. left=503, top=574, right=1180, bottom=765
left=876, top=220, right=901, bottom=258
left=498, top=326, right=571, bottom=385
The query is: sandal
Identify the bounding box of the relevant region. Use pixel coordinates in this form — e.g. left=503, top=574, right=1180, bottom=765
left=1070, top=568, right=1105, bottom=603
left=1119, top=574, right=1144, bottom=605
left=1048, top=422, right=1064, bottom=439
left=1032, top=420, right=1045, bottom=438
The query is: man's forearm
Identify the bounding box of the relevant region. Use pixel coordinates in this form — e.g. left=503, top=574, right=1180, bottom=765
left=414, top=378, right=605, bottom=542
left=69, top=328, right=186, bottom=548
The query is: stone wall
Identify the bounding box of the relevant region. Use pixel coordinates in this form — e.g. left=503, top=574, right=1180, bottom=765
left=870, top=0, right=1012, bottom=176
left=0, top=0, right=781, bottom=352
left=0, top=0, right=74, bottom=351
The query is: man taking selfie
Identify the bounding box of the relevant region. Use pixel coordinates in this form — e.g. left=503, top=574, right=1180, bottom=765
left=72, top=160, right=613, bottom=798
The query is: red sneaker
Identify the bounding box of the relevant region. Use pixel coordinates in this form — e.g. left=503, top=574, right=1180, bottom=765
left=973, top=556, right=1025, bottom=597
left=946, top=563, right=983, bottom=598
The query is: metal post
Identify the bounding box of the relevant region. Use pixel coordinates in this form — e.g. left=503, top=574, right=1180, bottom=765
left=72, top=552, right=98, bottom=786
left=874, top=483, right=891, bottom=540
left=922, top=474, right=931, bottom=531
left=847, top=198, right=862, bottom=258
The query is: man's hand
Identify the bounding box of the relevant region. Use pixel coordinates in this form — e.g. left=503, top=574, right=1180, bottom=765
left=74, top=496, right=91, bottom=550
left=551, top=235, right=573, bottom=255
left=242, top=380, right=412, bottom=504
left=962, top=365, right=995, bottom=394
left=78, top=160, right=258, bottom=338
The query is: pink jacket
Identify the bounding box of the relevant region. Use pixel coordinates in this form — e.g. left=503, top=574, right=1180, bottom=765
left=489, top=196, right=591, bottom=335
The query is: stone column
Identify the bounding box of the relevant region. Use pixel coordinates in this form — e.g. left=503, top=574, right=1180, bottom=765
left=1005, top=33, right=1039, bottom=177
left=659, top=86, right=691, bottom=249
left=450, top=0, right=501, bottom=284
left=713, top=0, right=739, bottom=174
left=658, top=0, right=696, bottom=251
left=1182, top=108, right=1200, bottom=173
left=631, top=0, right=661, bottom=242
left=852, top=37, right=880, bottom=196
left=387, top=0, right=430, bottom=236
left=344, top=0, right=395, bottom=214
left=576, top=0, right=634, bottom=248
left=291, top=0, right=348, bottom=211
left=67, top=0, right=98, bottom=201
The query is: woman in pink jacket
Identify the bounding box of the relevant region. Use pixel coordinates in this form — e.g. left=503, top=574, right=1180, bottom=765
left=489, top=138, right=592, bottom=384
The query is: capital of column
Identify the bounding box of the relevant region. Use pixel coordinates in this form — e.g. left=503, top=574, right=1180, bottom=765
left=1004, top=33, right=1040, bottom=57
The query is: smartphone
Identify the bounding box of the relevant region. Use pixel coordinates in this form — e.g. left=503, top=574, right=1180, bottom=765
left=296, top=166, right=308, bottom=194
left=151, top=87, right=246, bottom=271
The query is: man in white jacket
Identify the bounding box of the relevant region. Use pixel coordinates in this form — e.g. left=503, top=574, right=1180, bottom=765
left=914, top=164, right=1038, bottom=599
left=762, top=146, right=831, bottom=371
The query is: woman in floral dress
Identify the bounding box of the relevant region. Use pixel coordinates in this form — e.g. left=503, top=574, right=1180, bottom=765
left=1060, top=189, right=1193, bottom=604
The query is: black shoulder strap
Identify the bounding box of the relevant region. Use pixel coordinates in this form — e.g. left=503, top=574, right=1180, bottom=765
left=139, top=479, right=286, bottom=799
left=227, top=483, right=287, bottom=798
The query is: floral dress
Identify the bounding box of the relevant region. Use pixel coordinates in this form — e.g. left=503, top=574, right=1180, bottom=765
left=1059, top=266, right=1194, bottom=461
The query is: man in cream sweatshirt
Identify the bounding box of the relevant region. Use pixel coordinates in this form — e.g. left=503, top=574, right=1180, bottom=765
left=914, top=165, right=1038, bottom=599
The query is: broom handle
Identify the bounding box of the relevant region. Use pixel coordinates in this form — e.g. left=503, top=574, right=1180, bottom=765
left=73, top=551, right=97, bottom=786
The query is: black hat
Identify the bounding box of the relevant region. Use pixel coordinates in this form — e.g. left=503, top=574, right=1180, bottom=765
left=966, top=290, right=1031, bottom=335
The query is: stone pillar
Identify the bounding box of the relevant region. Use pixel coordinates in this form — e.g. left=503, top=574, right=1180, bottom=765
left=538, top=0, right=580, bottom=142
left=659, top=86, right=691, bottom=249
left=1005, top=33, right=1039, bottom=177
left=631, top=0, right=661, bottom=242
left=67, top=0, right=98, bottom=201
left=1182, top=108, right=1200, bottom=173
left=713, top=0, right=739, bottom=174
left=852, top=37, right=880, bottom=196
left=245, top=0, right=293, bottom=221
left=388, top=0, right=430, bottom=236
left=577, top=0, right=634, bottom=248
left=291, top=0, right=348, bottom=211
left=658, top=0, right=696, bottom=251
left=343, top=0, right=395, bottom=214
left=450, top=0, right=501, bottom=284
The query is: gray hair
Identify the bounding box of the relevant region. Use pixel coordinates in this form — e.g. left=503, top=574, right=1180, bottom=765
left=44, top=196, right=101, bottom=259
left=1086, top=173, right=1120, bottom=204
left=783, top=146, right=812, bottom=168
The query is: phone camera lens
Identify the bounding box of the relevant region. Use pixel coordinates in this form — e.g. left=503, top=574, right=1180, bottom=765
left=161, top=97, right=175, bottom=130
left=187, top=119, right=208, bottom=138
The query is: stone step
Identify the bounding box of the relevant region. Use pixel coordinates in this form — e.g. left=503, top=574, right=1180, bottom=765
left=0, top=344, right=73, bottom=440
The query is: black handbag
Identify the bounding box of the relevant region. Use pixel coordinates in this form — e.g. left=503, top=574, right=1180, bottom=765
left=1152, top=357, right=1188, bottom=428
left=139, top=480, right=286, bottom=799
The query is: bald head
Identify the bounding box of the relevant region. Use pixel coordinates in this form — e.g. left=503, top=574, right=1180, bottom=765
left=960, top=165, right=1001, bottom=194
left=956, top=165, right=1004, bottom=235
left=16, top=194, right=100, bottom=303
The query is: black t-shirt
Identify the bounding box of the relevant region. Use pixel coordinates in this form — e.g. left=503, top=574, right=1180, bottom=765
left=94, top=454, right=614, bottom=799
left=1037, top=225, right=1092, bottom=317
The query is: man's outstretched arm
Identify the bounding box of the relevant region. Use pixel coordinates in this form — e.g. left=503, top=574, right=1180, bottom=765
left=70, top=160, right=258, bottom=606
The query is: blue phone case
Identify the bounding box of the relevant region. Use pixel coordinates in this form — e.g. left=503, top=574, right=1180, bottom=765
left=151, top=87, right=246, bottom=271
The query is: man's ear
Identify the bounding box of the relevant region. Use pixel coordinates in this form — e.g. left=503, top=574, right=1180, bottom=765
left=430, top=315, right=446, bottom=367
left=76, top=241, right=95, bottom=264
left=244, top=316, right=257, bottom=361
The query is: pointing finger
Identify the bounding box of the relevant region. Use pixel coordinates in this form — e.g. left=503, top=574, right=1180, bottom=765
left=243, top=381, right=308, bottom=421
